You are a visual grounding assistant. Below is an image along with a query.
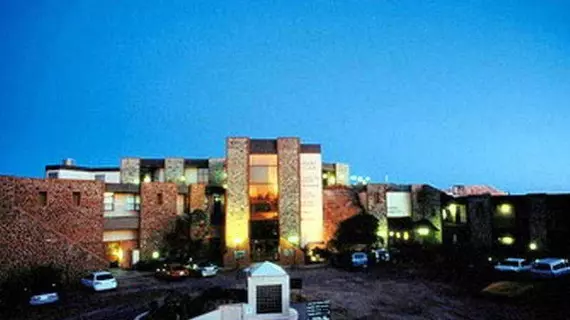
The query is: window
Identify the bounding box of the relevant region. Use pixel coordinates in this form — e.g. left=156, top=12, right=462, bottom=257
left=38, top=191, right=47, bottom=206
left=104, top=193, right=114, bottom=211
left=94, top=174, right=106, bottom=181
left=197, top=168, right=209, bottom=183
left=73, top=192, right=81, bottom=206
left=256, top=284, right=282, bottom=314
left=125, top=195, right=140, bottom=211
left=249, top=155, right=278, bottom=218
left=47, top=172, right=58, bottom=179
left=157, top=193, right=164, bottom=205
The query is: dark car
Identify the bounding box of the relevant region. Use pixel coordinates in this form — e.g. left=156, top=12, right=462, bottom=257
left=155, top=263, right=190, bottom=280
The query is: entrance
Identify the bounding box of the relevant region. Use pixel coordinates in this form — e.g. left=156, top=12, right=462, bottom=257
left=250, top=220, right=279, bottom=262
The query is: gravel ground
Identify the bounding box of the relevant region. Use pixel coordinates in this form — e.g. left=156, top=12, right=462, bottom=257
left=0, top=266, right=549, bottom=320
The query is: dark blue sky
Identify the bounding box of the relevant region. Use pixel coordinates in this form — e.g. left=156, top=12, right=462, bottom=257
left=1, top=1, right=569, bottom=194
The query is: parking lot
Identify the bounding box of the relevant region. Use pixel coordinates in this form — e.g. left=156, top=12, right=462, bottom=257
left=5, top=262, right=569, bottom=320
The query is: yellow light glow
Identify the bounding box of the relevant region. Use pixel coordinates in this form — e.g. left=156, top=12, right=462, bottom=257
left=233, top=237, right=243, bottom=247
left=417, top=227, right=430, bottom=236
left=403, top=231, right=410, bottom=241
left=327, top=176, right=336, bottom=185
left=288, top=235, right=299, bottom=245
left=442, top=210, right=448, bottom=220
left=322, top=173, right=328, bottom=179
left=116, top=248, right=123, bottom=262
left=179, top=176, right=186, bottom=182
left=152, top=251, right=160, bottom=259
left=222, top=183, right=228, bottom=189
left=500, top=236, right=515, bottom=245
left=143, top=175, right=151, bottom=183
left=134, top=178, right=140, bottom=185
left=396, top=232, right=401, bottom=239
left=389, top=231, right=394, bottom=237
left=498, top=203, right=513, bottom=216
left=529, top=242, right=538, bottom=251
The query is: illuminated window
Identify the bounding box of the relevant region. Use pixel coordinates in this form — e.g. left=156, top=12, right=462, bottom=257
left=104, top=193, right=114, bottom=211
left=250, top=155, right=278, bottom=218
left=126, top=195, right=140, bottom=211
left=497, top=203, right=513, bottom=216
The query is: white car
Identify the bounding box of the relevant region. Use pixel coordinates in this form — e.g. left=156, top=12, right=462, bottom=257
left=81, top=271, right=118, bottom=291
left=191, top=262, right=219, bottom=277
left=25, top=282, right=60, bottom=306
left=531, top=258, right=570, bottom=278
left=494, top=258, right=532, bottom=273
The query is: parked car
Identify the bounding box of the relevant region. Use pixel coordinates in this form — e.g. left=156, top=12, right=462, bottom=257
left=188, top=262, right=219, bottom=277
left=25, top=279, right=61, bottom=306
left=372, top=248, right=391, bottom=263
left=494, top=258, right=532, bottom=273
left=155, top=263, right=190, bottom=280
left=81, top=271, right=118, bottom=291
left=351, top=252, right=368, bottom=269
left=531, top=258, right=570, bottom=278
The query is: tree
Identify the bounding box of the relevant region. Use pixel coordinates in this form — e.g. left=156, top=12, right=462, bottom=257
left=162, top=209, right=211, bottom=262
left=330, top=213, right=380, bottom=252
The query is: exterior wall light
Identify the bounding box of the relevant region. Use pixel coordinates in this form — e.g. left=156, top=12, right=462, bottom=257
left=389, top=231, right=394, bottom=237
left=179, top=176, right=186, bottom=182
left=395, top=232, right=401, bottom=239
left=152, top=251, right=160, bottom=259
left=233, top=237, right=243, bottom=248
left=288, top=235, right=299, bottom=246
left=498, top=203, right=513, bottom=216
left=417, top=227, right=430, bottom=236
left=403, top=231, right=410, bottom=241
left=529, top=242, right=538, bottom=251
left=500, top=236, right=515, bottom=245
left=143, top=175, right=151, bottom=183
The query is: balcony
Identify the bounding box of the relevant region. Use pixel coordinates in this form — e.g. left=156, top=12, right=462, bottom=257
left=104, top=216, right=140, bottom=230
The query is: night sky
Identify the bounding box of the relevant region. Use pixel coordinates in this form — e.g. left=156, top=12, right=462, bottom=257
left=1, top=1, right=569, bottom=194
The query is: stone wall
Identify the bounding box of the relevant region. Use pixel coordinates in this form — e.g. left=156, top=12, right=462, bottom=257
left=323, top=186, right=363, bottom=245
left=528, top=195, right=548, bottom=250
left=189, top=183, right=207, bottom=212
left=277, top=138, right=301, bottom=245
left=412, top=185, right=443, bottom=244
left=139, top=182, right=178, bottom=259
left=224, top=138, right=250, bottom=267
left=208, top=158, right=226, bottom=187
left=467, top=196, right=493, bottom=250
left=0, top=176, right=107, bottom=282
left=120, top=158, right=140, bottom=184
left=366, top=184, right=389, bottom=246
left=165, top=158, right=184, bottom=183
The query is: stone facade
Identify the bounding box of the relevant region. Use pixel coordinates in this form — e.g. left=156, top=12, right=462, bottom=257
left=224, top=138, right=251, bottom=267
left=120, top=158, right=140, bottom=184
left=277, top=138, right=301, bottom=245
left=139, top=182, right=178, bottom=259
left=208, top=158, right=226, bottom=187
left=0, top=176, right=106, bottom=282
left=165, top=158, right=184, bottom=183
left=366, top=184, right=389, bottom=246
left=189, top=183, right=207, bottom=212
left=467, top=196, right=493, bottom=250
left=412, top=185, right=443, bottom=244
left=334, top=163, right=350, bottom=186
left=528, top=195, right=548, bottom=250
left=323, top=186, right=363, bottom=245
